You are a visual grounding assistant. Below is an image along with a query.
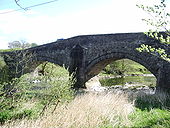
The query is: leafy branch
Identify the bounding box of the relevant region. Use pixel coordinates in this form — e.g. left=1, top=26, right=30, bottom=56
left=136, top=0, right=170, bottom=62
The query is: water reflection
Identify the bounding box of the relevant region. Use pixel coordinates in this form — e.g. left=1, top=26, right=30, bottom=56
left=100, top=75, right=156, bottom=87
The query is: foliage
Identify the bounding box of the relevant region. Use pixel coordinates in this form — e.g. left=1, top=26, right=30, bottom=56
left=0, top=56, right=9, bottom=84
left=137, top=0, right=170, bottom=62
left=0, top=77, right=33, bottom=124
left=137, top=0, right=170, bottom=32
left=0, top=110, right=12, bottom=124
left=0, top=56, right=6, bottom=69
left=102, top=59, right=149, bottom=76
left=0, top=109, right=36, bottom=124
left=137, top=43, right=170, bottom=62
left=0, top=61, right=75, bottom=124
left=129, top=109, right=170, bottom=128
left=30, top=43, right=38, bottom=47
left=33, top=63, right=75, bottom=115
left=8, top=40, right=30, bottom=49
left=2, top=49, right=35, bottom=81
left=104, top=59, right=126, bottom=75
left=8, top=40, right=38, bottom=49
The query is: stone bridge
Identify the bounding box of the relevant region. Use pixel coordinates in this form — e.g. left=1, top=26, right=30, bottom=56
left=1, top=32, right=170, bottom=91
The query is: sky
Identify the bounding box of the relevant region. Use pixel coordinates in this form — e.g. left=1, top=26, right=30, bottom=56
left=0, top=0, right=169, bottom=49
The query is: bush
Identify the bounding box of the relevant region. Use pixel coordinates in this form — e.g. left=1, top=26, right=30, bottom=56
left=0, top=62, right=75, bottom=124
left=33, top=63, right=75, bottom=115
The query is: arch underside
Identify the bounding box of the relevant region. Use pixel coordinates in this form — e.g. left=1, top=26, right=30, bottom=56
left=85, top=52, right=159, bottom=81
left=23, top=55, right=68, bottom=75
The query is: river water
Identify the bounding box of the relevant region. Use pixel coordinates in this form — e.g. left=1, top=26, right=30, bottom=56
left=100, top=75, right=156, bottom=87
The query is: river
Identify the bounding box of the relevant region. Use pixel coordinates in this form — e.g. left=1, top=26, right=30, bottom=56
left=100, top=74, right=156, bottom=87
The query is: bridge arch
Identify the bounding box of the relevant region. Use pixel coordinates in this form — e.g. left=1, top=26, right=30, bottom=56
left=23, top=54, right=69, bottom=76
left=85, top=52, right=159, bottom=82
left=1, top=32, right=170, bottom=91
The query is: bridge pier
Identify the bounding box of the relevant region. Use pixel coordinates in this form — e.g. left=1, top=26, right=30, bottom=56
left=156, top=62, right=170, bottom=93
left=70, top=44, right=86, bottom=89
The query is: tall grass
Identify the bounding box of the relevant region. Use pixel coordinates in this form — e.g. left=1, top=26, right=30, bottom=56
left=129, top=91, right=170, bottom=128
left=1, top=92, right=134, bottom=128
left=2, top=90, right=170, bottom=128
left=135, top=91, right=170, bottom=110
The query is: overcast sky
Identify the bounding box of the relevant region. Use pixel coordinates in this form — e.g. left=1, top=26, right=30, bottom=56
left=0, top=0, right=169, bottom=49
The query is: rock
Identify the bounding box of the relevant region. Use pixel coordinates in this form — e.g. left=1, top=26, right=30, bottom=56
left=136, top=87, right=143, bottom=90
left=90, top=85, right=107, bottom=92
left=143, top=86, right=150, bottom=90
left=85, top=76, right=107, bottom=92
left=112, top=85, right=123, bottom=89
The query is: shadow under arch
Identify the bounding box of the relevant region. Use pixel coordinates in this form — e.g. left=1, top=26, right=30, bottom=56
left=85, top=52, right=159, bottom=83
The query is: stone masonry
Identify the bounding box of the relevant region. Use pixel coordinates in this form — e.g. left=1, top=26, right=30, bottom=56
left=1, top=32, right=170, bottom=91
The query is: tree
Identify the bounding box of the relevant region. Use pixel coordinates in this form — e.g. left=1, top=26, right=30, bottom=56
left=31, top=43, right=38, bottom=47
left=136, top=0, right=170, bottom=62
left=8, top=40, right=38, bottom=49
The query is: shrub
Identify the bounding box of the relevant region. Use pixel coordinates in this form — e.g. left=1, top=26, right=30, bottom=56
left=0, top=62, right=75, bottom=124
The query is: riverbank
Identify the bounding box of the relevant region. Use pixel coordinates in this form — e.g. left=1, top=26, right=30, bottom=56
left=2, top=89, right=170, bottom=128
left=84, top=75, right=156, bottom=95
left=99, top=74, right=154, bottom=79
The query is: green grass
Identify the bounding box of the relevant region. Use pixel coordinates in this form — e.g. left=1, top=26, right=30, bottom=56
left=0, top=109, right=37, bottom=124
left=0, top=48, right=22, bottom=52
left=128, top=92, right=170, bottom=128
left=100, top=75, right=156, bottom=87
left=129, top=109, right=170, bottom=128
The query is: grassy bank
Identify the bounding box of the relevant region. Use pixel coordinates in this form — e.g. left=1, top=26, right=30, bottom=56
left=1, top=93, right=133, bottom=128
left=1, top=91, right=170, bottom=128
